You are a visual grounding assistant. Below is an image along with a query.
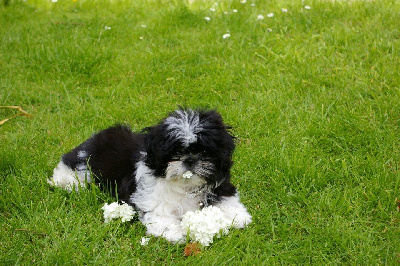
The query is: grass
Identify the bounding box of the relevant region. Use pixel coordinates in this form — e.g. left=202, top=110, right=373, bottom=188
left=1, top=0, right=400, bottom=264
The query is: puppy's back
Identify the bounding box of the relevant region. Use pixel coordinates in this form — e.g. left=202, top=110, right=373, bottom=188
left=50, top=125, right=144, bottom=202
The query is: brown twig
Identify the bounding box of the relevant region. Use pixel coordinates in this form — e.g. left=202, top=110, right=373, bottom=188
left=0, top=106, right=32, bottom=126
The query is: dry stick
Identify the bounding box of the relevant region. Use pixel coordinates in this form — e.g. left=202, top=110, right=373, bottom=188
left=0, top=106, right=32, bottom=125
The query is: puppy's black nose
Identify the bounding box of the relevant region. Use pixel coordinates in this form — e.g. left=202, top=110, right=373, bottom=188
left=183, top=157, right=196, bottom=168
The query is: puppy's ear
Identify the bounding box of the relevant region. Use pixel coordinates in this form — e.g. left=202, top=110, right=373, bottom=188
left=143, top=124, right=166, bottom=173
left=199, top=109, right=236, bottom=157
left=222, top=127, right=235, bottom=157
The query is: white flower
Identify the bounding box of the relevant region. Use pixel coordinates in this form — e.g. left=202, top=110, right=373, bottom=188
left=102, top=202, right=137, bottom=223
left=181, top=206, right=231, bottom=246
left=232, top=9, right=238, bottom=13
left=102, top=202, right=119, bottom=223
left=119, top=203, right=136, bottom=222
left=141, top=24, right=147, bottom=28
left=210, top=8, right=216, bottom=12
left=104, top=26, right=111, bottom=30
left=305, top=5, right=311, bottom=9
left=267, top=13, right=274, bottom=18
left=204, top=17, right=211, bottom=21
left=223, top=33, right=230, bottom=39
left=257, top=15, right=264, bottom=20
left=240, top=0, right=246, bottom=3
left=250, top=3, right=255, bottom=6
left=182, top=171, right=193, bottom=179
left=51, top=0, right=57, bottom=2
left=281, top=8, right=288, bottom=12
left=140, top=237, right=150, bottom=246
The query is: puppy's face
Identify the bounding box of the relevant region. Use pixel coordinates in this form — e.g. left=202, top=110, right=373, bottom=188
left=164, top=145, right=216, bottom=182
left=144, top=109, right=235, bottom=188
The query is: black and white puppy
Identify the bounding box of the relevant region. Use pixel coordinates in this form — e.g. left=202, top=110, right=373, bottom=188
left=48, top=108, right=252, bottom=243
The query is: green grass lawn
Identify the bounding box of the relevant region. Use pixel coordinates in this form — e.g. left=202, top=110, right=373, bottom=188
left=1, top=0, right=400, bottom=264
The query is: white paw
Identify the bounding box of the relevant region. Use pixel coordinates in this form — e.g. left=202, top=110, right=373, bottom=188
left=141, top=214, right=186, bottom=244
left=162, top=223, right=186, bottom=244
left=214, top=193, right=252, bottom=229
left=231, top=211, right=252, bottom=229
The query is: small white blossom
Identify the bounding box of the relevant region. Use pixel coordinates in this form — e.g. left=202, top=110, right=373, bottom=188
left=102, top=202, right=119, bottom=223
left=251, top=3, right=255, bottom=6
left=181, top=206, right=231, bottom=246
left=141, top=24, right=147, bottom=28
left=267, top=13, right=274, bottom=17
left=305, top=5, right=311, bottom=9
left=102, top=202, right=137, bottom=223
left=223, top=33, right=230, bottom=39
left=105, top=26, right=111, bottom=30
left=204, top=17, right=211, bottom=21
left=182, top=171, right=193, bottom=179
left=281, top=8, right=288, bottom=12
left=51, top=0, right=57, bottom=2
left=210, top=8, right=216, bottom=12
left=240, top=0, right=246, bottom=3
left=257, top=15, right=264, bottom=20
left=232, top=9, right=238, bottom=13
left=140, top=237, right=150, bottom=246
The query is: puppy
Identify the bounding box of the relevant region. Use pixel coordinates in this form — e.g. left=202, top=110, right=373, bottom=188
left=48, top=108, right=252, bottom=243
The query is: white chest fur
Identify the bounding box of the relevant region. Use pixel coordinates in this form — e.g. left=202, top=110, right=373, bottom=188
left=130, top=161, right=205, bottom=218
left=129, top=161, right=252, bottom=243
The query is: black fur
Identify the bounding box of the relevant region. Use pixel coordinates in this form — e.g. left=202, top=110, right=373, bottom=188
left=60, top=108, right=237, bottom=204
left=61, top=125, right=143, bottom=203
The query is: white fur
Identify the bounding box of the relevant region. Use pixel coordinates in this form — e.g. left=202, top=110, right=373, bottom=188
left=130, top=161, right=206, bottom=243
left=214, top=193, right=252, bottom=228
left=166, top=158, right=215, bottom=184
left=165, top=161, right=186, bottom=180
left=165, top=109, right=202, bottom=147
left=77, top=150, right=88, bottom=159
left=48, top=161, right=91, bottom=191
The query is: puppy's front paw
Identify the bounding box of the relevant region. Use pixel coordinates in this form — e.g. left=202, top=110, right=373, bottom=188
left=231, top=211, right=252, bottom=229
left=214, top=194, right=252, bottom=229
left=162, top=223, right=186, bottom=244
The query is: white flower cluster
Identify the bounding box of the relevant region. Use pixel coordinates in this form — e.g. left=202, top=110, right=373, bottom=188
left=101, top=202, right=137, bottom=223
left=181, top=206, right=231, bottom=246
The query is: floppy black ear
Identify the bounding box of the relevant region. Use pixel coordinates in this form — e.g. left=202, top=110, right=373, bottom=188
left=210, top=130, right=237, bottom=199
left=198, top=109, right=236, bottom=159
left=143, top=124, right=167, bottom=175
left=143, top=122, right=182, bottom=176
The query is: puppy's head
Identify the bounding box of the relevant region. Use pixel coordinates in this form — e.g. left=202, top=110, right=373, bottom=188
left=143, top=108, right=235, bottom=188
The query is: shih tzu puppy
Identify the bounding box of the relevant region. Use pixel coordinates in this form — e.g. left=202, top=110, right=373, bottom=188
left=48, top=108, right=252, bottom=243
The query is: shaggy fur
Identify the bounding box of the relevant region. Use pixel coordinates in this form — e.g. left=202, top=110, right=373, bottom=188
left=48, top=108, right=252, bottom=243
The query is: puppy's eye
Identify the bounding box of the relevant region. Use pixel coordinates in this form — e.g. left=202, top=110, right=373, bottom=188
left=172, top=153, right=183, bottom=160
left=200, top=150, right=209, bottom=157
